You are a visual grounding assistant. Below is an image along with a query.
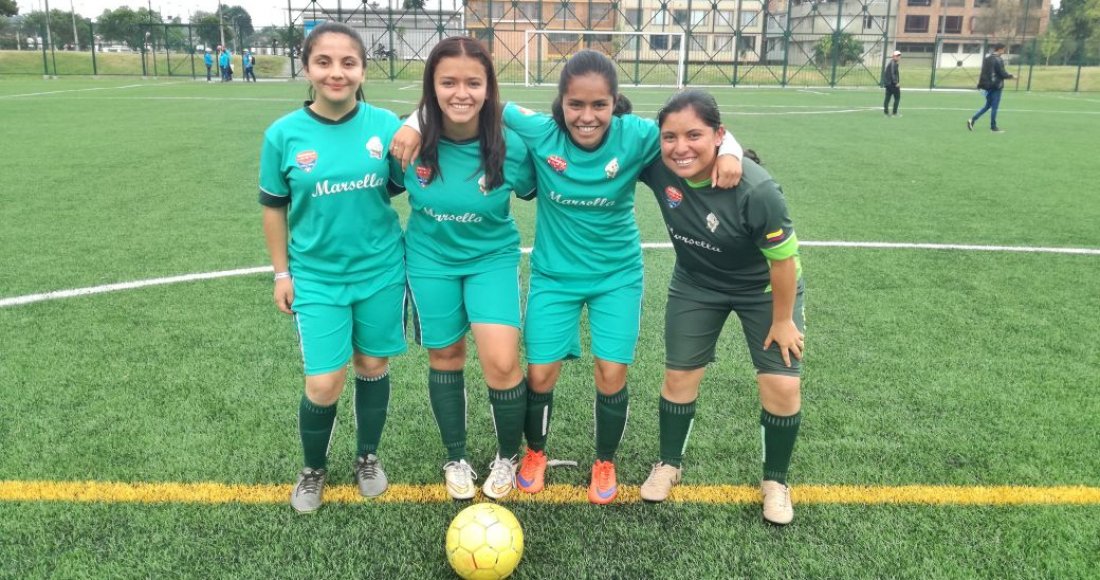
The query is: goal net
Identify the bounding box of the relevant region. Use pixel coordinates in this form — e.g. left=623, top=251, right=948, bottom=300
left=523, top=29, right=687, bottom=88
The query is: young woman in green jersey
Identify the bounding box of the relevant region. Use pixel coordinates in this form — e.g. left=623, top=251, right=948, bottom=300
left=391, top=50, right=743, bottom=505
left=259, top=22, right=407, bottom=514
left=401, top=37, right=537, bottom=501
left=636, top=90, right=804, bottom=525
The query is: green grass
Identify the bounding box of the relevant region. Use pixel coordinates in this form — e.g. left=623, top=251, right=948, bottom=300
left=1, top=78, right=1099, bottom=578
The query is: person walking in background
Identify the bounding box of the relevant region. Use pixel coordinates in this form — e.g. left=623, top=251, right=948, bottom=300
left=203, top=48, right=214, bottom=82
left=968, top=43, right=1014, bottom=133
left=244, top=50, right=257, bottom=82
left=882, top=50, right=901, bottom=117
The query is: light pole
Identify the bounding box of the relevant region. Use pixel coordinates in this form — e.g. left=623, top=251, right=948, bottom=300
left=69, top=0, right=79, bottom=49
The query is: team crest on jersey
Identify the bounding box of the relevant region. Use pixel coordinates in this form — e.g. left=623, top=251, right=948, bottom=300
left=366, top=136, right=384, bottom=160
left=605, top=157, right=619, bottom=179
left=477, top=174, right=488, bottom=194
left=665, top=186, right=683, bottom=208
left=296, top=150, right=318, bottom=173
left=415, top=165, right=432, bottom=187
left=706, top=212, right=720, bottom=233
left=766, top=228, right=787, bottom=243
left=546, top=155, right=567, bottom=174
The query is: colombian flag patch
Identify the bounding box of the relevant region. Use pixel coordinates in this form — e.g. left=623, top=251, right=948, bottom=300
left=765, top=228, right=786, bottom=242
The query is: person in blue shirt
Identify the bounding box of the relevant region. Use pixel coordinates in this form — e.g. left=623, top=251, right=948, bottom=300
left=218, top=47, right=231, bottom=81
left=243, top=50, right=257, bottom=82
left=203, top=49, right=214, bottom=82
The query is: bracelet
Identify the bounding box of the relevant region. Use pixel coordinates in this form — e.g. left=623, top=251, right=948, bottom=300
left=273, top=271, right=291, bottom=281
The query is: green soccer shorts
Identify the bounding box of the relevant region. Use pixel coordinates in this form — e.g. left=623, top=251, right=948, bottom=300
left=524, top=266, right=644, bottom=365
left=291, top=265, right=408, bottom=376
left=664, top=278, right=805, bottom=376
left=406, top=265, right=522, bottom=349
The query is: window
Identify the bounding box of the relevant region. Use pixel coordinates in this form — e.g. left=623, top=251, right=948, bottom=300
left=942, top=43, right=960, bottom=53
left=590, top=4, right=611, bottom=24
left=904, top=15, right=929, bottom=33
left=653, top=8, right=668, bottom=25
left=938, top=15, right=962, bottom=34
left=624, top=7, right=643, bottom=28
left=942, top=0, right=964, bottom=6
left=712, top=34, right=733, bottom=52
left=673, top=9, right=688, bottom=26
left=737, top=35, right=757, bottom=52
left=741, top=10, right=760, bottom=28
left=863, top=15, right=876, bottom=29
left=907, top=0, right=931, bottom=5
left=649, top=34, right=681, bottom=50
left=974, top=0, right=991, bottom=6
left=716, top=11, right=735, bottom=27
left=489, top=3, right=505, bottom=19
left=690, top=35, right=708, bottom=51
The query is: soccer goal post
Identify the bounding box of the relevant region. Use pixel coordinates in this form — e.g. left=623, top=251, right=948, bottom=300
left=523, top=29, right=687, bottom=89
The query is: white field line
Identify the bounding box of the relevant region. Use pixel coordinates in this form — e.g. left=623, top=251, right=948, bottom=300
left=0, top=83, right=159, bottom=99
left=2, top=241, right=1098, bottom=309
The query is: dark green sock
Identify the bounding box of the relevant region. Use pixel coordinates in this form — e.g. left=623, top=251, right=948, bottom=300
left=488, top=379, right=528, bottom=459
left=595, top=386, right=630, bottom=461
left=524, top=389, right=554, bottom=452
left=428, top=368, right=467, bottom=462
left=761, top=408, right=802, bottom=484
left=299, top=395, right=337, bottom=470
left=354, top=371, right=391, bottom=457
left=659, top=396, right=696, bottom=467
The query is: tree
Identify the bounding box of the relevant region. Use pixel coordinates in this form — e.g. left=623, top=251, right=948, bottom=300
left=97, top=7, right=163, bottom=50
left=1037, top=27, right=1063, bottom=65
left=221, top=5, right=254, bottom=48
left=0, top=0, right=18, bottom=17
left=972, top=0, right=1028, bottom=39
left=191, top=11, right=233, bottom=50
left=813, top=32, right=864, bottom=67
left=403, top=0, right=426, bottom=9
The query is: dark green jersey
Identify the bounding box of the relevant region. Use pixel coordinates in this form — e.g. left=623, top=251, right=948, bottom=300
left=402, top=128, right=536, bottom=275
left=258, top=103, right=404, bottom=284
left=503, top=102, right=659, bottom=278
left=640, top=158, right=800, bottom=294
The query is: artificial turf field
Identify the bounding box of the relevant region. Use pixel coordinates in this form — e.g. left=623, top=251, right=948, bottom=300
left=1, top=77, right=1099, bottom=578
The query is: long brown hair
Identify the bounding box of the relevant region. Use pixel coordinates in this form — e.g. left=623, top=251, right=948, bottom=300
left=417, top=36, right=505, bottom=189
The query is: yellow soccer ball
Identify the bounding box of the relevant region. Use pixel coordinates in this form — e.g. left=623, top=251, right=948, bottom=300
left=445, top=503, right=524, bottom=580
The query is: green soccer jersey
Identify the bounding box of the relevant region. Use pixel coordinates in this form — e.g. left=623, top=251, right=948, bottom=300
left=503, top=102, right=660, bottom=278
left=639, top=157, right=801, bottom=295
left=402, top=128, right=536, bottom=275
left=259, top=103, right=404, bottom=284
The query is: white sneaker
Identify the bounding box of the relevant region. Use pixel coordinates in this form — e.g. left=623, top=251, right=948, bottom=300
left=482, top=455, right=518, bottom=500
left=639, top=462, right=682, bottom=502
left=443, top=460, right=477, bottom=500
left=762, top=480, right=794, bottom=525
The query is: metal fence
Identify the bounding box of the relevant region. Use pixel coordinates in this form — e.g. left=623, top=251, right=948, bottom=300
left=4, top=0, right=1098, bottom=92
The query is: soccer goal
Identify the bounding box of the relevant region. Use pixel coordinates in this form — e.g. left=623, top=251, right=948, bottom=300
left=523, top=29, right=687, bottom=88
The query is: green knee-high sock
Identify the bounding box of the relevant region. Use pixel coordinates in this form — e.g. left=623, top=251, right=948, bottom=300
left=354, top=371, right=391, bottom=457
left=659, top=396, right=696, bottom=467
left=299, top=395, right=338, bottom=470
left=761, top=409, right=802, bottom=484
left=488, top=379, right=528, bottom=459
left=428, top=368, right=467, bottom=462
left=524, top=389, right=554, bottom=452
left=595, top=386, right=630, bottom=461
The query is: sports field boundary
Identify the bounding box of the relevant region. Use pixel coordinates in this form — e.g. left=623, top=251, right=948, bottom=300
left=3, top=241, right=1098, bottom=310
left=2, top=480, right=1098, bottom=506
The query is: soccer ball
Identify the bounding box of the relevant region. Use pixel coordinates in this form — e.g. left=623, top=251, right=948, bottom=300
left=445, top=503, right=524, bottom=580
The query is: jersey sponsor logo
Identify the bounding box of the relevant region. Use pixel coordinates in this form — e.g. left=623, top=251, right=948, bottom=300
left=668, top=225, right=722, bottom=253
left=765, top=228, right=786, bottom=243
left=547, top=190, right=615, bottom=207
left=546, top=155, right=567, bottom=174
left=422, top=207, right=484, bottom=223
left=415, top=165, right=432, bottom=187
left=312, top=173, right=386, bottom=197
left=366, top=136, right=384, bottom=160
left=665, top=186, right=683, bottom=208
left=605, top=157, right=619, bottom=179
left=706, top=212, right=720, bottom=233
left=296, top=150, right=318, bottom=173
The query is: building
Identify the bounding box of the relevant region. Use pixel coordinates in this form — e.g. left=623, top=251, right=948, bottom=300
left=894, top=0, right=1049, bottom=65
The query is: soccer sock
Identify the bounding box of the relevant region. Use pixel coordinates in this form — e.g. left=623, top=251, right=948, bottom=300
left=354, top=371, right=391, bottom=457
left=658, top=396, right=696, bottom=468
left=428, top=368, right=467, bottom=462
left=595, top=386, right=630, bottom=462
left=761, top=408, right=802, bottom=484
left=524, top=389, right=554, bottom=452
left=299, top=395, right=337, bottom=470
left=488, top=379, right=528, bottom=460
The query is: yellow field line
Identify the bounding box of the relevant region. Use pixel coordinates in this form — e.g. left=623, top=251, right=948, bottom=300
left=2, top=481, right=1099, bottom=506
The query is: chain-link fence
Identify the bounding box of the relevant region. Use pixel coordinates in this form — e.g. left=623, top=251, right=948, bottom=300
left=4, top=0, right=1098, bottom=91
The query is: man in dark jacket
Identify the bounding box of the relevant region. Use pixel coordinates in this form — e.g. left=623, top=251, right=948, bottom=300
left=882, top=50, right=901, bottom=116
left=968, top=43, right=1014, bottom=133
